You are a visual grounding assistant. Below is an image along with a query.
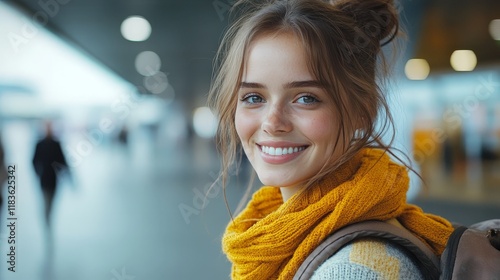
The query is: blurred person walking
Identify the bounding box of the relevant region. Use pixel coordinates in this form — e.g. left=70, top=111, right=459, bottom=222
left=32, top=121, right=70, bottom=280
left=32, top=121, right=69, bottom=226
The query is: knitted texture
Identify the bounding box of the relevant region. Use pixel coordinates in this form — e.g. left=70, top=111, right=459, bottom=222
left=222, top=148, right=453, bottom=280
left=311, top=238, right=424, bottom=280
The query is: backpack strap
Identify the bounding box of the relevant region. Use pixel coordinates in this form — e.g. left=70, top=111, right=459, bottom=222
left=293, top=220, right=440, bottom=280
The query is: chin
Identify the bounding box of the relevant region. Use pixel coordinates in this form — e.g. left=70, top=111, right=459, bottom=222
left=257, top=175, right=283, bottom=187
left=256, top=173, right=299, bottom=188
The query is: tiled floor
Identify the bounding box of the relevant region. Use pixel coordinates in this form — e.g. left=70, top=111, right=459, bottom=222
left=0, top=121, right=499, bottom=280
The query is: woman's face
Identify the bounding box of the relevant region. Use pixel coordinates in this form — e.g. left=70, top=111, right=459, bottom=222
left=235, top=32, right=346, bottom=189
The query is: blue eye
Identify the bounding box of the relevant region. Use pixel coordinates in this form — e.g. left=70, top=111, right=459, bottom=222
left=296, top=95, right=318, bottom=104
left=241, top=94, right=264, bottom=104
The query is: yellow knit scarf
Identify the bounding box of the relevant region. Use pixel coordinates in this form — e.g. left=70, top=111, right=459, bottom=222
left=222, top=148, right=454, bottom=280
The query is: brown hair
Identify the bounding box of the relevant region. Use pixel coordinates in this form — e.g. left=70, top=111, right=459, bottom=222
left=208, top=0, right=404, bottom=212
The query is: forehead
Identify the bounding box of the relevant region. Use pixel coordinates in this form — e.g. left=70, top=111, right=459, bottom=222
left=243, top=32, right=314, bottom=81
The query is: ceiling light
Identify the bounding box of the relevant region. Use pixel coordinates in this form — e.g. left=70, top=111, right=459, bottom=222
left=135, top=51, right=161, bottom=76
left=450, top=50, right=477, bottom=71
left=404, top=59, right=430, bottom=80
left=143, top=71, right=168, bottom=94
left=192, top=107, right=217, bottom=139
left=489, top=19, right=500, bottom=41
left=120, top=16, right=151, bottom=42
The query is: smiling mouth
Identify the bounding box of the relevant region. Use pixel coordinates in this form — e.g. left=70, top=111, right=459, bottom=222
left=259, top=145, right=308, bottom=156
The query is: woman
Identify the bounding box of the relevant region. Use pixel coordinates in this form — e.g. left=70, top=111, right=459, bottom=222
left=208, top=0, right=454, bottom=279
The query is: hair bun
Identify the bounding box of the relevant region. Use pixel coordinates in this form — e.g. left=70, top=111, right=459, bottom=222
left=332, top=0, right=399, bottom=47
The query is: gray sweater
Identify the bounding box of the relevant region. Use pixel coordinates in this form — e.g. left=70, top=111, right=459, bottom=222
left=311, top=238, right=423, bottom=279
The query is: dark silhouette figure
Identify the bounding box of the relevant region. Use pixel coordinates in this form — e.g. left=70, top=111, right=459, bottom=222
left=0, top=136, right=7, bottom=219
left=32, top=122, right=69, bottom=280
left=32, top=122, right=68, bottom=226
left=118, top=126, right=129, bottom=145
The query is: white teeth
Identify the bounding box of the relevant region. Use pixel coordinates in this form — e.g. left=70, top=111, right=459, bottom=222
left=261, top=145, right=305, bottom=156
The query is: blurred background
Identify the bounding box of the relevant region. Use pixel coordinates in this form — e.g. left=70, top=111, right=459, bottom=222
left=0, top=0, right=499, bottom=279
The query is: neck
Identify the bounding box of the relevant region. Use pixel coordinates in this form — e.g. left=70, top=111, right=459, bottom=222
left=279, top=184, right=303, bottom=201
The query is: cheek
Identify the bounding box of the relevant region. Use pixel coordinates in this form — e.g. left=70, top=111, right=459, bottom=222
left=234, top=108, right=256, bottom=145
left=301, top=113, right=341, bottom=150
left=302, top=114, right=334, bottom=137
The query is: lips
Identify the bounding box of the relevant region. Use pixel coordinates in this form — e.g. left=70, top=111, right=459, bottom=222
left=256, top=142, right=308, bottom=164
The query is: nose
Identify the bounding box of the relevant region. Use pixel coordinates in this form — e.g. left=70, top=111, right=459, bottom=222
left=261, top=105, right=292, bottom=134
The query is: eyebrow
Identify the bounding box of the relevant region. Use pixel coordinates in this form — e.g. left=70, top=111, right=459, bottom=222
left=286, top=80, right=324, bottom=89
left=239, top=80, right=324, bottom=89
